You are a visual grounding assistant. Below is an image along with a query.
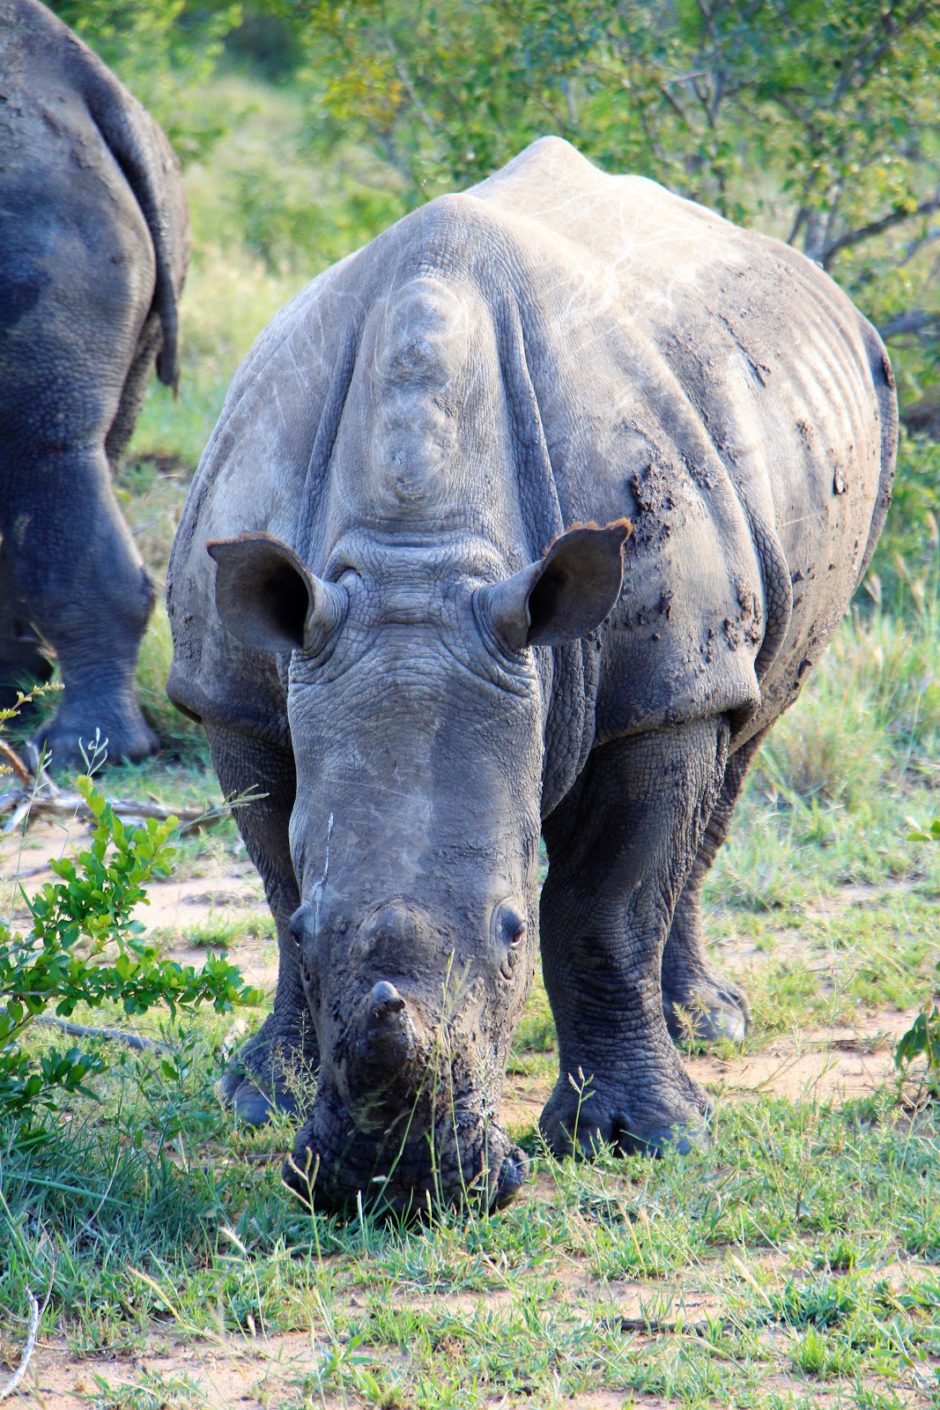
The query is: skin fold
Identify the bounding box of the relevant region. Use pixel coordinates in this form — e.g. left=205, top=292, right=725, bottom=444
left=167, top=137, right=897, bottom=1215
left=0, top=0, right=189, bottom=767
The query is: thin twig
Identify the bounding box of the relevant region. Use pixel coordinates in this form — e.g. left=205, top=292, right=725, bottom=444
left=0, top=784, right=233, bottom=834
left=0, top=1291, right=39, bottom=1401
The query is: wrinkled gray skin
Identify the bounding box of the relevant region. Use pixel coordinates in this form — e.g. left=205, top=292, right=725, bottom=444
left=167, top=138, right=896, bottom=1215
left=0, top=0, right=189, bottom=767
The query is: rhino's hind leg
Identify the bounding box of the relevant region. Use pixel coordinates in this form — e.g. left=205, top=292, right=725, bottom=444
left=538, top=718, right=729, bottom=1161
left=0, top=540, right=52, bottom=712
left=206, top=724, right=317, bottom=1125
left=661, top=730, right=766, bottom=1045
left=1, top=445, right=157, bottom=769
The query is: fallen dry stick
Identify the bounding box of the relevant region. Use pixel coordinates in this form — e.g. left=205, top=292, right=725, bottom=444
left=0, top=783, right=220, bottom=835
left=36, top=1015, right=171, bottom=1052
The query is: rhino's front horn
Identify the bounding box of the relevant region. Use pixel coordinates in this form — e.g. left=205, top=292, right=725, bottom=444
left=345, top=981, right=420, bottom=1132
left=369, top=980, right=406, bottom=1022
left=359, top=981, right=417, bottom=1068
left=208, top=533, right=347, bottom=655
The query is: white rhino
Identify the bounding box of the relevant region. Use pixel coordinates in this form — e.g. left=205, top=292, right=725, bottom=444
left=168, top=138, right=896, bottom=1213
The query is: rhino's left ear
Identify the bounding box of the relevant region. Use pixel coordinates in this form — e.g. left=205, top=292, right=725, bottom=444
left=476, top=520, right=632, bottom=652
left=208, top=533, right=347, bottom=654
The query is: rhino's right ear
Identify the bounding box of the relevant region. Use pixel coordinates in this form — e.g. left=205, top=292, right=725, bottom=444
left=207, top=534, right=347, bottom=654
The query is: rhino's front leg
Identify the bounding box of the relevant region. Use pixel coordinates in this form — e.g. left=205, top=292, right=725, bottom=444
left=206, top=723, right=318, bottom=1124
left=538, top=718, right=729, bottom=1158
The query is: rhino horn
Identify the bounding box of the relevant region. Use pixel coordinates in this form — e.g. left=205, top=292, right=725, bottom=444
left=343, top=981, right=420, bottom=1131
left=475, top=520, right=632, bottom=653
left=358, top=981, right=417, bottom=1070
left=207, top=533, right=347, bottom=654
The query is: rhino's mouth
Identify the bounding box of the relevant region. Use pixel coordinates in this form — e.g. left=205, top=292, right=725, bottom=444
left=281, top=1087, right=527, bottom=1216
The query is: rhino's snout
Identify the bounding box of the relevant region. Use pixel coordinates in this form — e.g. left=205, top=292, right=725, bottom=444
left=493, top=1144, right=528, bottom=1207
left=282, top=1101, right=528, bottom=1216
left=343, top=980, right=421, bottom=1131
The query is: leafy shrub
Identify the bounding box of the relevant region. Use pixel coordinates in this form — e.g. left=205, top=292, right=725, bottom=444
left=894, top=817, right=940, bottom=1097
left=895, top=989, right=940, bottom=1097
left=0, top=776, right=261, bottom=1137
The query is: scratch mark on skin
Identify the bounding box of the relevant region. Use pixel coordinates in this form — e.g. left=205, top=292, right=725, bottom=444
left=311, top=811, right=334, bottom=937
left=779, top=508, right=830, bottom=528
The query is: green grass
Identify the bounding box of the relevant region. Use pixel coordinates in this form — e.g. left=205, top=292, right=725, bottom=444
left=1, top=1077, right=936, bottom=1406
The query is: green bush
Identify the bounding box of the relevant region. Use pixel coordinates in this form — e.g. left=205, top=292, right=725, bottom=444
left=895, top=818, right=940, bottom=1098
left=0, top=775, right=261, bottom=1138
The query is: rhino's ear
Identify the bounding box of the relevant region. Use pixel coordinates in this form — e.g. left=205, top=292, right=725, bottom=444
left=207, top=534, right=347, bottom=654
left=476, top=520, right=632, bottom=652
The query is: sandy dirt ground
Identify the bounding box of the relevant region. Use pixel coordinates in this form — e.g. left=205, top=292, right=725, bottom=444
left=1, top=815, right=929, bottom=1410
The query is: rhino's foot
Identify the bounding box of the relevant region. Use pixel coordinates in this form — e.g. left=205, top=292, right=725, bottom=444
left=538, top=1071, right=711, bottom=1162
left=32, top=701, right=159, bottom=771
left=219, top=1019, right=318, bottom=1127
left=662, top=971, right=749, bottom=1046
left=219, top=1070, right=297, bottom=1125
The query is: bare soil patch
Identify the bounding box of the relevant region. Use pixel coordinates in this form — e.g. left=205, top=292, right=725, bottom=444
left=18, top=1333, right=325, bottom=1410
left=500, top=1007, right=915, bottom=1134
left=691, top=1007, right=916, bottom=1105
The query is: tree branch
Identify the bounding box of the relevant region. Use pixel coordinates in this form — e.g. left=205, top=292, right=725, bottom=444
left=823, top=194, right=940, bottom=263
left=878, top=309, right=940, bottom=340
left=828, top=0, right=931, bottom=110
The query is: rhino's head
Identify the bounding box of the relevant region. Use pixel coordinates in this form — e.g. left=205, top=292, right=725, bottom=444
left=206, top=275, right=630, bottom=1213
left=210, top=522, right=627, bottom=1212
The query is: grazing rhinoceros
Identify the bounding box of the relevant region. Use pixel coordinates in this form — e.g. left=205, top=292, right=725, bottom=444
left=0, top=0, right=189, bottom=766
left=167, top=137, right=896, bottom=1213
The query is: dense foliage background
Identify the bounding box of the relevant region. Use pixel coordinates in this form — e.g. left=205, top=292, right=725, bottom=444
left=45, top=0, right=940, bottom=608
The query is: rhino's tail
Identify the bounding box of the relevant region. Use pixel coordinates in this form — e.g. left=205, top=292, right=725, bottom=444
left=68, top=42, right=190, bottom=393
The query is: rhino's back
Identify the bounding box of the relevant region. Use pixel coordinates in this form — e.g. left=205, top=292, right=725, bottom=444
left=168, top=139, right=896, bottom=746
left=472, top=139, right=896, bottom=742
left=0, top=0, right=188, bottom=437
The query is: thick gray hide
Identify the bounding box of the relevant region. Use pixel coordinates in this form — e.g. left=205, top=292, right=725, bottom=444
left=168, top=138, right=896, bottom=1214
left=0, top=0, right=189, bottom=766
